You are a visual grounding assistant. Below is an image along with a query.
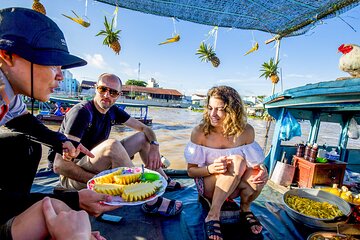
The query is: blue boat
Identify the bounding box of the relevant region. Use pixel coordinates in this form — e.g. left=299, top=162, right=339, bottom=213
left=35, top=97, right=152, bottom=125
left=263, top=78, right=360, bottom=176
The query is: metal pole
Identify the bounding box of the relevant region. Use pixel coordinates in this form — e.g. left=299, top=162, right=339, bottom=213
left=264, top=39, right=281, bottom=152
left=138, top=62, right=141, bottom=81
left=271, top=39, right=281, bottom=95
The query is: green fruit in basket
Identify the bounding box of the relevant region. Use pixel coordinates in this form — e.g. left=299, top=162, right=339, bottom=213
left=316, top=157, right=328, bottom=163
left=142, top=173, right=160, bottom=182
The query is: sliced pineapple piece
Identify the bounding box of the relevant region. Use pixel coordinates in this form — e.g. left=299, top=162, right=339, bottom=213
left=93, top=169, right=121, bottom=184
left=113, top=173, right=141, bottom=185
left=93, top=183, right=125, bottom=195
left=122, top=182, right=157, bottom=202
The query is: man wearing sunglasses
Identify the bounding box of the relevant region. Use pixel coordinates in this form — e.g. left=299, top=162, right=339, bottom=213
left=50, top=73, right=183, bottom=217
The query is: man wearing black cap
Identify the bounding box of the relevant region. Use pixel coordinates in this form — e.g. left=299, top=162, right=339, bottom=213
left=0, top=7, right=119, bottom=239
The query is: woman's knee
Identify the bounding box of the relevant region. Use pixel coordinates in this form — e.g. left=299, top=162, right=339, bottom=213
left=230, top=155, right=247, bottom=176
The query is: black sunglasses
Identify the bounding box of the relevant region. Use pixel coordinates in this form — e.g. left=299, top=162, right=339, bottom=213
left=96, top=85, right=121, bottom=98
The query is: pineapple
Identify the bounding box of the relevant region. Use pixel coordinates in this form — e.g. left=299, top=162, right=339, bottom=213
left=122, top=182, right=158, bottom=202
left=32, top=0, right=46, bottom=15
left=259, top=58, right=280, bottom=84
left=93, top=183, right=125, bottom=195
left=196, top=42, right=220, bottom=68
left=96, top=16, right=121, bottom=54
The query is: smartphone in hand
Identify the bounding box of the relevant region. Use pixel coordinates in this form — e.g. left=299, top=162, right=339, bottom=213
left=97, top=214, right=123, bottom=224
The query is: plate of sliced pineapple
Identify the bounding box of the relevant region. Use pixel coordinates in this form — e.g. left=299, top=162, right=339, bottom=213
left=87, top=167, right=167, bottom=206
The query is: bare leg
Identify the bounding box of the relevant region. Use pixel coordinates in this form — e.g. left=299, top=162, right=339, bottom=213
left=120, top=133, right=169, bottom=180
left=121, top=133, right=182, bottom=210
left=203, top=155, right=247, bottom=240
left=11, top=198, right=71, bottom=240
left=238, top=167, right=266, bottom=234
left=87, top=139, right=134, bottom=171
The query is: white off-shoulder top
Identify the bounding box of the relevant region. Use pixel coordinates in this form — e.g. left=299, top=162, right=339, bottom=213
left=184, top=141, right=265, bottom=167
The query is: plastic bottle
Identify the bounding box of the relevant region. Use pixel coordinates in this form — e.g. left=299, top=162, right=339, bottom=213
left=304, top=143, right=312, bottom=160
left=296, top=142, right=305, bottom=157
left=309, top=143, right=318, bottom=162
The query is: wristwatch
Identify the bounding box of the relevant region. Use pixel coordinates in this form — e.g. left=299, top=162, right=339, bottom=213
left=150, top=140, right=159, bottom=146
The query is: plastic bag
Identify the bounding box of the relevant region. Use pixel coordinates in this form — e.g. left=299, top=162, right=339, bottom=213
left=279, top=110, right=301, bottom=141
left=347, top=117, right=359, bottom=139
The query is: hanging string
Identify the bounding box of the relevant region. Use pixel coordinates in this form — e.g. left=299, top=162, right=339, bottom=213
left=113, top=5, right=119, bottom=28
left=251, top=30, right=255, bottom=44
left=172, top=17, right=177, bottom=35
left=206, top=26, right=218, bottom=50
left=85, top=0, right=88, bottom=17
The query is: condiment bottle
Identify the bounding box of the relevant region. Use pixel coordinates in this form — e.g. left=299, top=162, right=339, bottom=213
left=296, top=142, right=305, bottom=157
left=309, top=143, right=318, bottom=162
left=304, top=143, right=312, bottom=160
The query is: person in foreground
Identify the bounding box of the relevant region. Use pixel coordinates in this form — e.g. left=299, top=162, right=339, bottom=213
left=0, top=7, right=118, bottom=240
left=184, top=86, right=268, bottom=240
left=50, top=73, right=183, bottom=216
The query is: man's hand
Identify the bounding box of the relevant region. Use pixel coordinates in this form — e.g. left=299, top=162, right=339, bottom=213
left=42, top=197, right=92, bottom=240
left=146, top=145, right=161, bottom=170
left=62, top=142, right=95, bottom=161
left=78, top=189, right=120, bottom=217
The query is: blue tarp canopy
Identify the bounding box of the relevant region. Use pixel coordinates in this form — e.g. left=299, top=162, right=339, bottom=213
left=97, top=0, right=360, bottom=39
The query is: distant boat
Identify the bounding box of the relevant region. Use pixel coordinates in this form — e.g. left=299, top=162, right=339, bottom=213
left=34, top=97, right=152, bottom=125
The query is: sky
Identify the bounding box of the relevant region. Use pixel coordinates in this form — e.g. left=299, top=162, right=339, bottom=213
left=2, top=0, right=360, bottom=97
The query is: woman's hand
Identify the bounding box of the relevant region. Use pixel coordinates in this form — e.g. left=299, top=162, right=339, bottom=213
left=208, top=156, right=230, bottom=174
left=251, top=164, right=268, bottom=185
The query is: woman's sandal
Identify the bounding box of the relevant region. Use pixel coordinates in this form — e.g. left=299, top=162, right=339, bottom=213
left=141, top=196, right=183, bottom=217
left=204, top=220, right=223, bottom=240
left=239, top=211, right=263, bottom=238
left=166, top=177, right=182, bottom=192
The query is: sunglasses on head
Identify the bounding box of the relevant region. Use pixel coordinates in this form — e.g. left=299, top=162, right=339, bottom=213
left=96, top=85, right=121, bottom=98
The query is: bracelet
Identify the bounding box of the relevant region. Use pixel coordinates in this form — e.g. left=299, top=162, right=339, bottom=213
left=206, top=165, right=211, bottom=175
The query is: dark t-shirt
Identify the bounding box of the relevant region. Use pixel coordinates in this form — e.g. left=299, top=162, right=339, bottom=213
left=48, top=100, right=130, bottom=161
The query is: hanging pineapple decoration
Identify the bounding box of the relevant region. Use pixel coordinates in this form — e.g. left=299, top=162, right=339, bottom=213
left=259, top=58, right=280, bottom=84
left=62, top=11, right=90, bottom=28
left=196, top=26, right=220, bottom=68
left=96, top=16, right=121, bottom=54
left=32, top=0, right=46, bottom=15
left=196, top=42, right=220, bottom=68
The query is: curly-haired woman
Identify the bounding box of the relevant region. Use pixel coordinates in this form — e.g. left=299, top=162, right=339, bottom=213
left=184, top=86, right=268, bottom=240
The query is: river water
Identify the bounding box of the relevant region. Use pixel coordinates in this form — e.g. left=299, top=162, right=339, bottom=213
left=38, top=107, right=273, bottom=170
left=35, top=107, right=359, bottom=169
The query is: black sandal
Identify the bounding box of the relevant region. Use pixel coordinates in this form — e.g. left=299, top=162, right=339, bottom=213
left=166, top=177, right=182, bottom=192
left=205, top=220, right=223, bottom=240
left=141, top=197, right=183, bottom=217
left=239, top=211, right=263, bottom=238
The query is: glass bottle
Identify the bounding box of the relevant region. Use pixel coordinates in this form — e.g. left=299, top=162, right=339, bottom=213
left=304, top=143, right=312, bottom=160
left=309, top=143, right=318, bottom=163
left=296, top=142, right=305, bottom=157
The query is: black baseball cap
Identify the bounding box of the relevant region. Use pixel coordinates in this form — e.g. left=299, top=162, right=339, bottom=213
left=0, top=7, right=87, bottom=69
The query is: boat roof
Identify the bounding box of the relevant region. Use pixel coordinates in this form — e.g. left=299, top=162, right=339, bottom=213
left=97, top=0, right=360, bottom=39
left=263, top=78, right=360, bottom=122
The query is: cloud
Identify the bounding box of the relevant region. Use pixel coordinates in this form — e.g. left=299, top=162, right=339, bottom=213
left=84, top=54, right=112, bottom=71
